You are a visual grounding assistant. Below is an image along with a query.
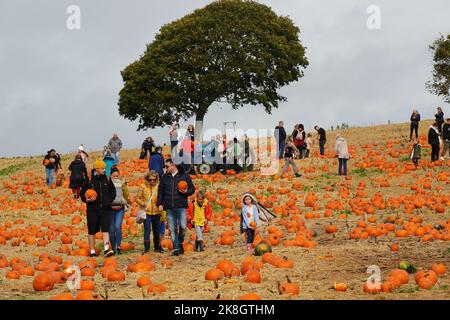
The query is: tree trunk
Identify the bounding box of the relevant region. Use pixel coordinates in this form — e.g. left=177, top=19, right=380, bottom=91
left=194, top=111, right=206, bottom=143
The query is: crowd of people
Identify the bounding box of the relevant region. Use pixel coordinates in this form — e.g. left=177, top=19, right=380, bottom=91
left=39, top=106, right=449, bottom=256
left=409, top=106, right=449, bottom=164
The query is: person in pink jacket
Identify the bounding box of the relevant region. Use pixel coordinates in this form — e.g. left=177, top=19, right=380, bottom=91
left=334, top=134, right=350, bottom=176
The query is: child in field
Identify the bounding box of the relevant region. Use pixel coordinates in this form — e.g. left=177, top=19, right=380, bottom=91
left=187, top=189, right=212, bottom=252
left=280, top=135, right=302, bottom=177
left=410, top=138, right=422, bottom=168
left=240, top=193, right=261, bottom=251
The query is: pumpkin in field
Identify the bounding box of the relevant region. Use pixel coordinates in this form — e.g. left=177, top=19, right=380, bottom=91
left=205, top=268, right=224, bottom=281
left=177, top=180, right=188, bottom=192
left=334, top=282, right=347, bottom=292
left=431, top=263, right=446, bottom=275
left=33, top=272, right=54, bottom=291
left=254, top=241, right=272, bottom=256
left=85, top=189, right=97, bottom=201
left=244, top=270, right=261, bottom=283
left=278, top=276, right=299, bottom=296
left=107, top=270, right=126, bottom=282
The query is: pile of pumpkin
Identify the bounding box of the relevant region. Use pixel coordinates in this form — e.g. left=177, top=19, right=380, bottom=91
left=363, top=262, right=446, bottom=293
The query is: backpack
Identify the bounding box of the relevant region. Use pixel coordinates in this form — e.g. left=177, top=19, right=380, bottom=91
left=111, top=179, right=126, bottom=207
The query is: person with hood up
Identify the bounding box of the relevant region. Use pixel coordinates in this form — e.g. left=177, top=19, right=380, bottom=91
left=240, top=193, right=261, bottom=252
left=333, top=134, right=350, bottom=176
left=68, top=154, right=88, bottom=199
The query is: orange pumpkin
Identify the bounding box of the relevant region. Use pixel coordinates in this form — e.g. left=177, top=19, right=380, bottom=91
left=33, top=272, right=54, bottom=291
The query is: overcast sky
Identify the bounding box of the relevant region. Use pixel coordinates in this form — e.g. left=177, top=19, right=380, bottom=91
left=1, top=0, right=449, bottom=157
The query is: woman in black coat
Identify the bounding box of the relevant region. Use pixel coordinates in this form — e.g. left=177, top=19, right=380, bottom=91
left=428, top=123, right=441, bottom=162
left=435, top=107, right=444, bottom=133
left=69, top=154, right=88, bottom=199
left=409, top=109, right=420, bottom=141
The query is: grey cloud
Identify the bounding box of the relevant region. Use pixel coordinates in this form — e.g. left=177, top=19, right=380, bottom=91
left=0, top=0, right=449, bottom=157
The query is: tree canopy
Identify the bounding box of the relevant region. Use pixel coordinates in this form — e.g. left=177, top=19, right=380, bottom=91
left=118, top=0, right=308, bottom=136
left=427, top=33, right=450, bottom=103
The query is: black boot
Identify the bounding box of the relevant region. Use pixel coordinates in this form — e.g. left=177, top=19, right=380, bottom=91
left=143, top=240, right=150, bottom=254
left=194, top=240, right=199, bottom=252
left=153, top=238, right=162, bottom=253
left=199, top=240, right=204, bottom=252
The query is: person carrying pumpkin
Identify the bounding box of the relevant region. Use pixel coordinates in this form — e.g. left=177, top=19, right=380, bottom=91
left=136, top=170, right=164, bottom=254
left=43, top=149, right=62, bottom=187
left=157, top=158, right=195, bottom=256
left=109, top=166, right=131, bottom=255
left=240, top=193, right=261, bottom=252
left=80, top=159, right=116, bottom=257
left=186, top=189, right=212, bottom=252
left=68, top=154, right=88, bottom=199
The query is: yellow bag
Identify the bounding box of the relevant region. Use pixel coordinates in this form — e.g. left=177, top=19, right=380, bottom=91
left=160, top=210, right=167, bottom=223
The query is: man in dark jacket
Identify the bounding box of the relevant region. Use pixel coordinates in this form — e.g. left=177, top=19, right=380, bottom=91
left=428, top=123, right=441, bottom=162
left=314, top=125, right=327, bottom=156
left=274, top=121, right=287, bottom=159
left=43, top=149, right=62, bottom=187
left=81, top=159, right=116, bottom=257
left=157, top=158, right=195, bottom=256
left=441, top=118, right=450, bottom=159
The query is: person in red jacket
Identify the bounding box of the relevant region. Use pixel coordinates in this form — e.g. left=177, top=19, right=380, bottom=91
left=186, top=189, right=212, bottom=252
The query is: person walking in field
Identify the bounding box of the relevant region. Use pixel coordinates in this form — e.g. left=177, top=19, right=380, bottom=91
left=186, top=189, right=212, bottom=252
left=141, top=136, right=155, bottom=160
left=80, top=159, right=116, bottom=257
left=78, top=145, right=89, bottom=163
left=136, top=171, right=164, bottom=254
left=410, top=138, right=422, bottom=168
left=428, top=122, right=441, bottom=162
left=274, top=121, right=287, bottom=160
left=441, top=118, right=450, bottom=160
left=280, top=135, right=302, bottom=177
left=109, top=166, right=130, bottom=255
left=240, top=193, right=261, bottom=252
left=305, top=133, right=313, bottom=158
left=333, top=134, right=350, bottom=176
left=314, top=125, right=327, bottom=157
left=169, top=123, right=179, bottom=154
left=43, top=149, right=62, bottom=187
left=157, top=158, right=195, bottom=256
left=435, top=107, right=445, bottom=133
left=149, top=146, right=165, bottom=178
left=68, top=154, right=88, bottom=199
left=409, top=109, right=421, bottom=141
left=108, top=133, right=123, bottom=165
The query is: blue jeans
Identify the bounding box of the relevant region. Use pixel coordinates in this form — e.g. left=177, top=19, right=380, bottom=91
left=319, top=140, right=326, bottom=156
left=112, top=152, right=120, bottom=165
left=245, top=228, right=255, bottom=244
left=45, top=168, right=55, bottom=187
left=338, top=158, right=348, bottom=176
left=143, top=214, right=161, bottom=248
left=109, top=208, right=125, bottom=250
left=166, top=208, right=187, bottom=252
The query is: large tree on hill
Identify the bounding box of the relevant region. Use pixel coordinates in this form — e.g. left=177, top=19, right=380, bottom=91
left=427, top=33, right=450, bottom=103
left=118, top=0, right=308, bottom=140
